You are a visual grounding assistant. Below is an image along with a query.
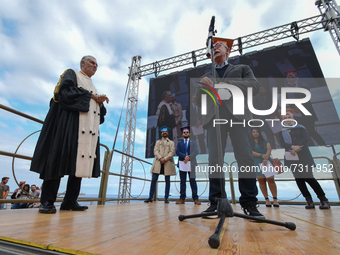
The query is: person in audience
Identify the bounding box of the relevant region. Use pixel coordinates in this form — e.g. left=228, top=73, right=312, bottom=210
left=0, top=177, right=10, bottom=210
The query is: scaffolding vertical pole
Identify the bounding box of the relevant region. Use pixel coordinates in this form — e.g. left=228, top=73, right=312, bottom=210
left=117, top=56, right=142, bottom=203
left=316, top=0, right=340, bottom=55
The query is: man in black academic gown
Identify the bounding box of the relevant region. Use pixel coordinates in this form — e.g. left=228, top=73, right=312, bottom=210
left=30, top=55, right=109, bottom=214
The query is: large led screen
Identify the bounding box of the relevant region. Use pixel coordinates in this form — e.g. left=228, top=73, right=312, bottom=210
left=145, top=38, right=340, bottom=158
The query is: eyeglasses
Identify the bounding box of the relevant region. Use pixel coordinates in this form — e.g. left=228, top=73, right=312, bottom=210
left=214, top=43, right=227, bottom=49
left=183, top=131, right=189, bottom=134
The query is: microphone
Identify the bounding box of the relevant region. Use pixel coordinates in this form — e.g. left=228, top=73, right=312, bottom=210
left=209, top=16, right=215, bottom=32
left=206, top=16, right=215, bottom=57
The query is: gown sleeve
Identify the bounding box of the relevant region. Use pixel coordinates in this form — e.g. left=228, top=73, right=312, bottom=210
left=56, top=69, right=92, bottom=112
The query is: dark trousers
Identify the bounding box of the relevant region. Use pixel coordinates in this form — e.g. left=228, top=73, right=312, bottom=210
left=292, top=169, right=326, bottom=198
left=11, top=203, right=21, bottom=209
left=179, top=170, right=198, bottom=201
left=149, top=173, right=170, bottom=199
left=40, top=176, right=82, bottom=204
left=206, top=114, right=258, bottom=207
left=295, top=178, right=325, bottom=198
left=196, top=134, right=206, bottom=154
left=297, top=118, right=326, bottom=146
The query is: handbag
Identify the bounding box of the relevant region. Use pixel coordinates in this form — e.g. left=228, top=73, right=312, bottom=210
left=271, top=157, right=284, bottom=174
left=259, top=161, right=276, bottom=178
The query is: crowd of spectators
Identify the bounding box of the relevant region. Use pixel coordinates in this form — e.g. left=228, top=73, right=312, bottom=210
left=0, top=178, right=41, bottom=210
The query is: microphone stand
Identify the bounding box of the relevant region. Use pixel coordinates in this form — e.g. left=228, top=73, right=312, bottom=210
left=178, top=16, right=296, bottom=249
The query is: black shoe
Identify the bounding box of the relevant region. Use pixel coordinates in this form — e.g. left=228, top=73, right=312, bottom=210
left=305, top=196, right=315, bottom=209
left=60, top=201, right=88, bottom=211
left=144, top=198, right=153, bottom=203
left=319, top=196, right=330, bottom=209
left=242, top=204, right=266, bottom=219
left=202, top=203, right=217, bottom=213
left=265, top=197, right=272, bottom=207
left=39, top=201, right=56, bottom=214
left=164, top=198, right=169, bottom=203
left=273, top=197, right=280, bottom=208
left=319, top=200, right=330, bottom=209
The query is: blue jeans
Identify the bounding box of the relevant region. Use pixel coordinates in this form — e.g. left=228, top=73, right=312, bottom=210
left=149, top=173, right=171, bottom=199
left=206, top=113, right=258, bottom=207
left=0, top=203, right=5, bottom=210
left=179, top=170, right=198, bottom=201
left=11, top=203, right=21, bottom=209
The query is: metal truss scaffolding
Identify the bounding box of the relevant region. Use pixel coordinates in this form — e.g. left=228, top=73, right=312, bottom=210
left=117, top=56, right=141, bottom=203
left=117, top=1, right=340, bottom=201
left=316, top=0, right=340, bottom=55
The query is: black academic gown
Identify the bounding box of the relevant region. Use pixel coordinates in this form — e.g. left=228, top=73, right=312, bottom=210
left=30, top=69, right=106, bottom=181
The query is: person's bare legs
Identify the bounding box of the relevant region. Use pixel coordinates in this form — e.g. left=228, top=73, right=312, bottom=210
left=257, top=176, right=271, bottom=206
left=267, top=176, right=279, bottom=206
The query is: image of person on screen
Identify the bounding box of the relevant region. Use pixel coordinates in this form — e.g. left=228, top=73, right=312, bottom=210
left=283, top=70, right=326, bottom=146
left=175, top=126, right=201, bottom=205
left=186, top=94, right=206, bottom=154
left=252, top=85, right=280, bottom=149
left=195, top=37, right=264, bottom=218
left=156, top=91, right=177, bottom=140
left=279, top=113, right=330, bottom=209
left=170, top=92, right=183, bottom=144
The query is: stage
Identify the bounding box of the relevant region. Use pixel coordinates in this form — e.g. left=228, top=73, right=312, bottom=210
left=0, top=202, right=339, bottom=254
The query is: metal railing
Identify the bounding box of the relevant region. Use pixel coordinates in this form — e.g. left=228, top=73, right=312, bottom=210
left=155, top=156, right=340, bottom=205
left=0, top=103, right=152, bottom=206
left=1, top=103, right=340, bottom=207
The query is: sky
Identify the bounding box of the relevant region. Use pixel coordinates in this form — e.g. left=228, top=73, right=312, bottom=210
left=1, top=0, right=340, bottom=202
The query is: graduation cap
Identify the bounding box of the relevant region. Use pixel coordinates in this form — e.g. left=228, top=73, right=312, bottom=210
left=279, top=109, right=295, bottom=119
left=207, top=37, right=234, bottom=59
left=213, top=37, right=234, bottom=50
left=160, top=126, right=170, bottom=132
left=284, top=70, right=298, bottom=78
left=180, top=126, right=190, bottom=133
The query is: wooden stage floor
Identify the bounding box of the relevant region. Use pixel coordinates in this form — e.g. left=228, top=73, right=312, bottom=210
left=0, top=202, right=339, bottom=255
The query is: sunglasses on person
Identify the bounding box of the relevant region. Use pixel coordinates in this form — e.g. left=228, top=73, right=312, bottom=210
left=214, top=43, right=227, bottom=49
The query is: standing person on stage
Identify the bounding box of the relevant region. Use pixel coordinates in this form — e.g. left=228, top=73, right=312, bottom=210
left=144, top=126, right=176, bottom=204
left=279, top=113, right=330, bottom=209
left=175, top=126, right=201, bottom=205
left=251, top=127, right=279, bottom=207
left=30, top=55, right=109, bottom=214
left=0, top=177, right=10, bottom=210
left=195, top=37, right=264, bottom=218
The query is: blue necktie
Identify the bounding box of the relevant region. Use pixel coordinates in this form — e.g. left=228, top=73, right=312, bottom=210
left=185, top=140, right=188, bottom=155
